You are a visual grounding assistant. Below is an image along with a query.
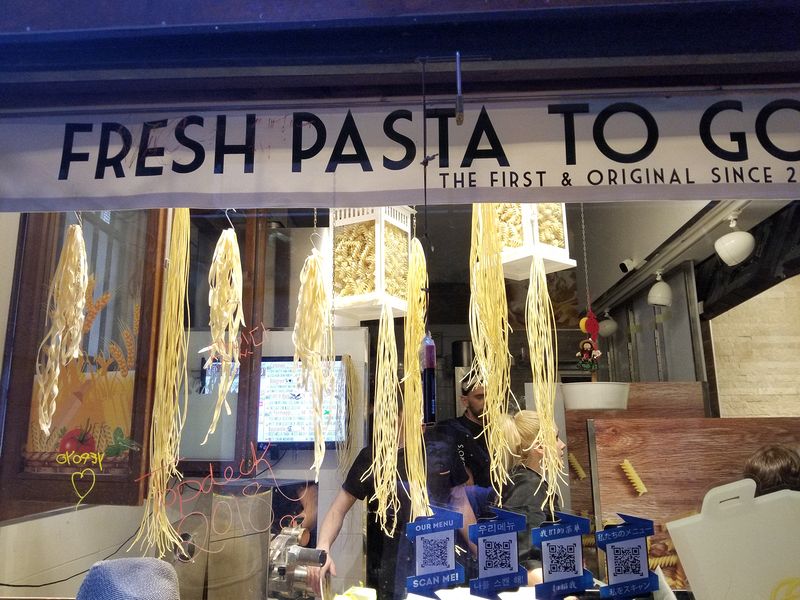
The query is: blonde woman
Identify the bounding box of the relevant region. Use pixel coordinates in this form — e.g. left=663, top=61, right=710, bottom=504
left=496, top=410, right=566, bottom=586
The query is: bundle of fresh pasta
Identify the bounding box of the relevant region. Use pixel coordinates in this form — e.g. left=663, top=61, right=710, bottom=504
left=292, top=247, right=334, bottom=483
left=132, top=208, right=191, bottom=558
left=468, top=203, right=513, bottom=498
left=402, top=238, right=431, bottom=521
left=200, top=227, right=245, bottom=445
left=36, top=223, right=89, bottom=436
left=367, top=302, right=401, bottom=536
left=526, top=253, right=567, bottom=515
left=336, top=354, right=361, bottom=477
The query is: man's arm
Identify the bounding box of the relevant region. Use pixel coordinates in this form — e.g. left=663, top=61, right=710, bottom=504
left=450, top=483, right=478, bottom=556
left=308, top=488, right=358, bottom=597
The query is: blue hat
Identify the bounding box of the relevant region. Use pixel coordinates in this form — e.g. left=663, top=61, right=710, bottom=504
left=76, top=558, right=180, bottom=600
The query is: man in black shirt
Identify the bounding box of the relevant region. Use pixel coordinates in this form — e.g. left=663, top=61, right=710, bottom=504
left=441, top=381, right=491, bottom=491
left=309, top=426, right=476, bottom=599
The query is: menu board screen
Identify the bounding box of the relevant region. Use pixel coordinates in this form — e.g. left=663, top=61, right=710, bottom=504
left=257, top=357, right=346, bottom=445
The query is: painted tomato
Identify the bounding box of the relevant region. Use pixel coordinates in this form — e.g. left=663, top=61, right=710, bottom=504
left=59, top=427, right=96, bottom=453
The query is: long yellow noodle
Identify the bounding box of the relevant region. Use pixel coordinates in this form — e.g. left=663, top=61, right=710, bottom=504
left=620, top=458, right=648, bottom=496
left=366, top=303, right=401, bottom=536
left=293, top=248, right=335, bottom=483
left=35, top=223, right=89, bottom=435
left=402, top=238, right=431, bottom=521
left=132, top=208, right=190, bottom=558
left=200, top=228, right=245, bottom=445
left=468, top=203, right=513, bottom=498
left=336, top=354, right=362, bottom=477
left=526, top=254, right=567, bottom=516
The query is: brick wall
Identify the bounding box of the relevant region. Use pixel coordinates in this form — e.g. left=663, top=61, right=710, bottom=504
left=710, top=274, right=800, bottom=417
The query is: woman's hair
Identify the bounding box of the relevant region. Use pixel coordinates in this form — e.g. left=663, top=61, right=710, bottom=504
left=743, top=443, right=800, bottom=496
left=512, top=410, right=541, bottom=467
left=497, top=413, right=521, bottom=472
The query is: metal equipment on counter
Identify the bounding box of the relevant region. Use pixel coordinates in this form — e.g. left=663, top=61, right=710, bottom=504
left=268, top=525, right=327, bottom=600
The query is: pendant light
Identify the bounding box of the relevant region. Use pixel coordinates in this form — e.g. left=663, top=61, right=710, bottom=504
left=598, top=310, right=618, bottom=337
left=647, top=270, right=672, bottom=307
left=714, top=212, right=755, bottom=267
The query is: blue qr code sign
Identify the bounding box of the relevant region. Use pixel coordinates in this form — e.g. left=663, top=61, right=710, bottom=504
left=484, top=539, right=513, bottom=571
left=546, top=542, right=578, bottom=574
left=420, top=537, right=450, bottom=569
left=612, top=545, right=644, bottom=577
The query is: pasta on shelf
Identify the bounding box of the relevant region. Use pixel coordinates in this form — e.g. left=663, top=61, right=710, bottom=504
left=293, top=247, right=335, bottom=483
left=367, top=303, right=401, bottom=536
left=36, top=223, right=89, bottom=436
left=568, top=452, right=588, bottom=481
left=132, top=208, right=191, bottom=558
left=526, top=253, right=567, bottom=515
left=199, top=227, right=245, bottom=445
left=620, top=458, right=648, bottom=496
left=402, top=238, right=431, bottom=521
left=468, top=203, right=513, bottom=498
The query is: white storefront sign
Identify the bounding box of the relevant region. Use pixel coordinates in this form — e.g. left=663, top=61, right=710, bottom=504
left=0, top=88, right=798, bottom=210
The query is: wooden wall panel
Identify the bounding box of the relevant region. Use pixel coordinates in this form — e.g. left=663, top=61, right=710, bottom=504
left=591, top=416, right=800, bottom=589
left=564, top=382, right=707, bottom=518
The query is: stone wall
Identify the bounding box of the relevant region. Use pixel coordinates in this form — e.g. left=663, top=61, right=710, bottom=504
left=710, top=274, right=800, bottom=417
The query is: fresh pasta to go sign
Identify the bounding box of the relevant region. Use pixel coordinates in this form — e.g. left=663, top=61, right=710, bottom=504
left=1, top=89, right=798, bottom=210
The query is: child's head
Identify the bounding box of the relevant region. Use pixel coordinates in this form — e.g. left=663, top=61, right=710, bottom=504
left=743, top=443, right=800, bottom=496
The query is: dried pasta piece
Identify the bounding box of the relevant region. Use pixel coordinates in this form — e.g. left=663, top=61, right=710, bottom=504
left=199, top=228, right=245, bottom=445
left=468, top=203, right=513, bottom=499
left=402, top=238, right=431, bottom=521
left=36, top=223, right=89, bottom=435
left=527, top=254, right=567, bottom=515
left=621, top=458, right=648, bottom=496
left=293, top=247, right=335, bottom=483
left=365, top=303, right=401, bottom=536
left=568, top=452, right=588, bottom=480
left=649, top=554, right=679, bottom=569
left=771, top=578, right=800, bottom=600
left=132, top=208, right=191, bottom=558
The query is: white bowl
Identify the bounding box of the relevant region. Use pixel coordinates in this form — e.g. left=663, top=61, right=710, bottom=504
left=561, top=382, right=630, bottom=410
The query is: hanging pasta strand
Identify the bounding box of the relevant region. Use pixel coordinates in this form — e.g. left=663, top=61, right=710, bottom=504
left=199, top=227, right=245, bottom=445
left=365, top=303, right=401, bottom=536
left=526, top=254, right=567, bottom=516
left=293, top=247, right=335, bottom=483
left=36, top=223, right=89, bottom=436
left=402, top=238, right=432, bottom=521
left=132, top=208, right=191, bottom=558
left=337, top=354, right=362, bottom=477
left=468, top=203, right=513, bottom=499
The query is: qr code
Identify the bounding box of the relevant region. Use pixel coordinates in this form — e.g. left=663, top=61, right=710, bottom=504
left=612, top=545, right=644, bottom=577
left=546, top=542, right=577, bottom=574
left=420, top=537, right=450, bottom=569
left=484, top=540, right=513, bottom=570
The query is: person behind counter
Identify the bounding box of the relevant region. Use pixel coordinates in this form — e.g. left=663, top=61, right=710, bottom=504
left=495, top=410, right=566, bottom=587
left=743, top=443, right=800, bottom=496
left=308, top=410, right=477, bottom=599
left=441, top=378, right=491, bottom=489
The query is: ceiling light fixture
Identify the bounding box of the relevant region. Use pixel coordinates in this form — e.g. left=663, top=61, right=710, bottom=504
left=714, top=211, right=756, bottom=267
left=647, top=270, right=672, bottom=307
left=598, top=309, right=618, bottom=337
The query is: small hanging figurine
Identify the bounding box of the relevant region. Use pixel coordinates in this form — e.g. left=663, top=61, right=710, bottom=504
left=576, top=338, right=601, bottom=372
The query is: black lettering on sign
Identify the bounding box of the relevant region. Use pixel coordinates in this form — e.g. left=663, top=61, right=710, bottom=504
left=461, top=106, right=509, bottom=168
left=756, top=99, right=800, bottom=161
left=59, top=123, right=93, bottom=180
left=95, top=123, right=133, bottom=179
left=383, top=109, right=415, bottom=171
left=326, top=110, right=373, bottom=172
left=172, top=115, right=206, bottom=174
left=292, top=112, right=326, bottom=173
left=548, top=103, right=590, bottom=165
left=214, top=114, right=255, bottom=174
left=426, top=108, right=456, bottom=168
left=135, top=119, right=167, bottom=177
left=699, top=100, right=748, bottom=161
left=593, top=103, right=658, bottom=164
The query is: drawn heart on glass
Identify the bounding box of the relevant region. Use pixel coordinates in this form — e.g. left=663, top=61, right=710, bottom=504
left=70, top=468, right=96, bottom=507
